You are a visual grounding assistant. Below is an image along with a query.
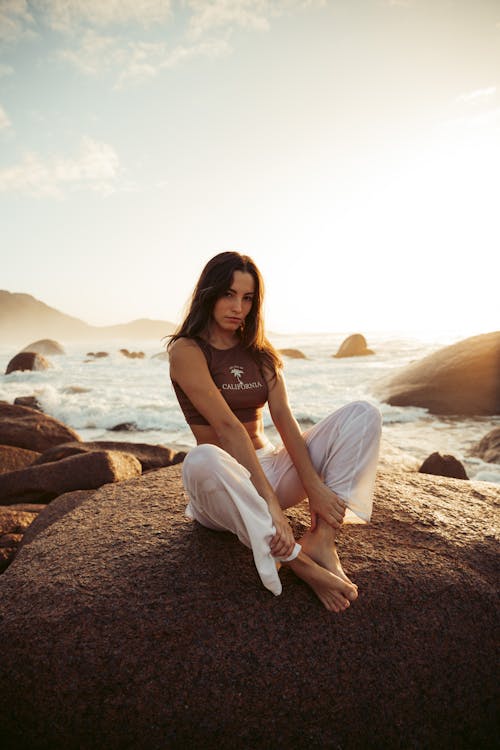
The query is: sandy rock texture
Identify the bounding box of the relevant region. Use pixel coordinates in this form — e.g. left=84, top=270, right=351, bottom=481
left=0, top=504, right=44, bottom=572
left=0, top=450, right=142, bottom=504
left=0, top=402, right=80, bottom=452
left=0, top=464, right=498, bottom=750
left=375, top=331, right=500, bottom=415
left=469, top=427, right=500, bottom=464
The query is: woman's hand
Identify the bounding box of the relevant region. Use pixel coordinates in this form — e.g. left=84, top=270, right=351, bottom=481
left=308, top=482, right=346, bottom=531
left=268, top=501, right=296, bottom=559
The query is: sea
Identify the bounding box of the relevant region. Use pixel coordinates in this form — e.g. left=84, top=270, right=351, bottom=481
left=1, top=331, right=499, bottom=484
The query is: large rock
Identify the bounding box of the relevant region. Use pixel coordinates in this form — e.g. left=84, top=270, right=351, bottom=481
left=333, top=333, right=374, bottom=358
left=5, top=351, right=52, bottom=374
left=278, top=348, right=307, bottom=359
left=21, top=339, right=65, bottom=355
left=0, top=402, right=80, bottom=452
left=469, top=427, right=500, bottom=464
left=0, top=445, right=40, bottom=474
left=375, top=331, right=500, bottom=415
left=0, top=450, right=142, bottom=505
left=418, top=452, right=468, bottom=480
left=0, top=465, right=497, bottom=749
left=32, top=441, right=177, bottom=472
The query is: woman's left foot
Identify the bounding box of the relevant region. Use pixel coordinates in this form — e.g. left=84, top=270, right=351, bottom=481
left=300, top=527, right=357, bottom=588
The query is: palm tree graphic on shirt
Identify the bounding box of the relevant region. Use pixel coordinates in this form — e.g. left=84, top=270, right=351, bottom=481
left=229, top=365, right=244, bottom=384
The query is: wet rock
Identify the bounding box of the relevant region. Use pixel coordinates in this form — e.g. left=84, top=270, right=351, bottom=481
left=0, top=450, right=141, bottom=505
left=0, top=402, right=80, bottom=453
left=0, top=466, right=497, bottom=749
left=86, top=352, right=108, bottom=358
left=5, top=352, right=52, bottom=374
left=333, top=333, right=375, bottom=358
left=21, top=339, right=65, bottom=355
left=110, top=422, right=138, bottom=432
left=13, top=396, right=43, bottom=411
left=374, top=331, right=500, bottom=416
left=0, top=445, right=40, bottom=475
left=469, top=427, right=500, bottom=464
left=33, top=441, right=177, bottom=473
left=119, top=349, right=145, bottom=359
left=418, top=452, right=468, bottom=480
left=278, top=348, right=307, bottom=359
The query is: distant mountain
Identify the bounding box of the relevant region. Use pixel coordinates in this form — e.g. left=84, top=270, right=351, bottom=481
left=0, top=291, right=177, bottom=345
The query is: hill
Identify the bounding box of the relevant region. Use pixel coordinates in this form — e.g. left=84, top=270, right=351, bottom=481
left=0, top=291, right=176, bottom=344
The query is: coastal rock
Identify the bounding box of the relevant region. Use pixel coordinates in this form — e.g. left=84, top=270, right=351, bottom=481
left=374, top=331, right=500, bottom=415
left=110, top=422, right=138, bottom=432
left=278, top=348, right=307, bottom=359
left=151, top=351, right=169, bottom=361
left=469, top=427, right=500, bottom=464
left=0, top=504, right=43, bottom=572
left=21, top=339, right=65, bottom=355
left=13, top=395, right=43, bottom=411
left=5, top=352, right=52, bottom=374
left=0, top=465, right=497, bottom=749
left=33, top=441, right=177, bottom=472
left=19, top=490, right=95, bottom=551
left=333, top=333, right=375, bottom=358
left=418, top=452, right=468, bottom=480
left=0, top=450, right=141, bottom=505
left=0, top=445, right=40, bottom=474
left=86, top=351, right=108, bottom=358
left=119, top=349, right=145, bottom=359
left=0, top=403, right=80, bottom=453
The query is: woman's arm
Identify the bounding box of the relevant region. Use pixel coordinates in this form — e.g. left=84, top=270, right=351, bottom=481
left=169, top=338, right=295, bottom=557
left=266, top=368, right=346, bottom=531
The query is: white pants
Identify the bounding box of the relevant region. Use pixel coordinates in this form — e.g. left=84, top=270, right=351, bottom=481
left=182, top=400, right=382, bottom=596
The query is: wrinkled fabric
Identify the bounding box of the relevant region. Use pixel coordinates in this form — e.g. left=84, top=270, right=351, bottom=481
left=182, top=400, right=382, bottom=595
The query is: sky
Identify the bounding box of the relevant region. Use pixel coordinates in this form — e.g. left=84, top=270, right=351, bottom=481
left=1, top=0, right=499, bottom=336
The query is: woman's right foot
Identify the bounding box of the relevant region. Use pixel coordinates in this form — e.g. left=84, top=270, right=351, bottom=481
left=300, top=524, right=357, bottom=588
left=287, top=551, right=358, bottom=613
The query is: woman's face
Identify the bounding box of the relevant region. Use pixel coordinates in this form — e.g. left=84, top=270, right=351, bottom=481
left=211, top=271, right=255, bottom=334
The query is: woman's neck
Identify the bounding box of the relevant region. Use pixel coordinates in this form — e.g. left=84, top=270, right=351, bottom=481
left=205, top=324, right=240, bottom=350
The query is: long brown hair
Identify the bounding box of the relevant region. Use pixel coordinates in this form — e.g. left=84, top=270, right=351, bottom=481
left=167, top=251, right=282, bottom=376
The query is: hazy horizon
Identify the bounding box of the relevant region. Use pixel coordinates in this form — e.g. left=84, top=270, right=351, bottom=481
left=1, top=1, right=499, bottom=336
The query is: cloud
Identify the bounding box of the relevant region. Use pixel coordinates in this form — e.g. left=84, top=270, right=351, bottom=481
left=456, top=86, right=497, bottom=103
left=0, top=136, right=121, bottom=197
left=0, top=63, right=15, bottom=77
left=0, top=0, right=36, bottom=43
left=38, top=0, right=173, bottom=32
left=0, top=105, right=12, bottom=130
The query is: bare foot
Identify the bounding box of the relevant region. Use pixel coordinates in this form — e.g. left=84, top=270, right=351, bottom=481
left=300, top=523, right=357, bottom=588
left=287, top=551, right=358, bottom=613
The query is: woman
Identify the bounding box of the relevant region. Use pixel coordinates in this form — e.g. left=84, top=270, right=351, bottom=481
left=168, top=251, right=381, bottom=612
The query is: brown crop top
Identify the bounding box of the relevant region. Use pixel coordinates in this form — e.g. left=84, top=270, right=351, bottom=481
left=172, top=338, right=269, bottom=426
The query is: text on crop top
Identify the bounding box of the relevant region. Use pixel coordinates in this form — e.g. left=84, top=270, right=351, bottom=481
left=172, top=339, right=268, bottom=426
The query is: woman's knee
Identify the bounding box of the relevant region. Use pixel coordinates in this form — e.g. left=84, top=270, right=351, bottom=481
left=182, top=443, right=227, bottom=482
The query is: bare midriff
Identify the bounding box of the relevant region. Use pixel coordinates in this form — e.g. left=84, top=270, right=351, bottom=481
left=190, top=417, right=268, bottom=451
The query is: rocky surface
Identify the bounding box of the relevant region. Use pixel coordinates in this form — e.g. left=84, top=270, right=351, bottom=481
left=0, top=445, right=40, bottom=474
left=13, top=395, right=43, bottom=411
left=375, top=331, right=500, bottom=415
left=0, top=402, right=80, bottom=452
left=333, top=333, right=375, bottom=358
left=469, top=427, right=500, bottom=464
left=5, top=351, right=52, bottom=374
left=278, top=348, right=307, bottom=359
left=0, top=464, right=497, bottom=749
left=418, top=451, right=469, bottom=480
left=32, top=440, right=179, bottom=472
left=0, top=450, right=142, bottom=504
left=21, top=339, right=65, bottom=355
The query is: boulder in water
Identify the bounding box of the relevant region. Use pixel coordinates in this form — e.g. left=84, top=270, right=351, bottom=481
left=468, top=427, right=500, bottom=464
left=418, top=452, right=468, bottom=480
left=333, top=333, right=375, bottom=358
left=278, top=348, right=307, bottom=359
left=5, top=352, right=52, bottom=374
left=0, top=403, right=80, bottom=453
left=374, top=331, right=500, bottom=415
left=21, top=339, right=65, bottom=355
